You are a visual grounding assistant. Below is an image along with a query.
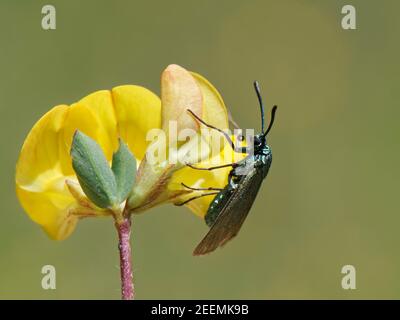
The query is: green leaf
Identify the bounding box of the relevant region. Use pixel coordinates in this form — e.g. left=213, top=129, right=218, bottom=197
left=70, top=130, right=118, bottom=208
left=112, top=139, right=136, bottom=203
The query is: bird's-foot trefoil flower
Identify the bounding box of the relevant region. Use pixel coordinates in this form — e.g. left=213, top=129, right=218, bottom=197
left=15, top=64, right=244, bottom=299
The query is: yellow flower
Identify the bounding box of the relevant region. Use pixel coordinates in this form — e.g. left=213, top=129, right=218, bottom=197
left=127, top=65, right=237, bottom=215
left=15, top=64, right=236, bottom=240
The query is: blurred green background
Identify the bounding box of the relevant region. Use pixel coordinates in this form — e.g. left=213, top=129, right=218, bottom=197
left=0, top=0, right=399, bottom=299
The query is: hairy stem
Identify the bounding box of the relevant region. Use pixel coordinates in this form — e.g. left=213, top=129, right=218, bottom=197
left=115, top=216, right=134, bottom=300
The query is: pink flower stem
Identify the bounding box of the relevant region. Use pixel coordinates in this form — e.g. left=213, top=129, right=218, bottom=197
left=115, top=216, right=135, bottom=300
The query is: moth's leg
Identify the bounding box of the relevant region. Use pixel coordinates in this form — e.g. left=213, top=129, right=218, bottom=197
left=181, top=183, right=223, bottom=192
left=187, top=109, right=249, bottom=154
left=185, top=162, right=238, bottom=171
left=175, top=192, right=219, bottom=206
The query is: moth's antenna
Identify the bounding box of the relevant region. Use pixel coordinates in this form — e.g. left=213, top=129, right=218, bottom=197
left=264, top=105, right=277, bottom=137
left=253, top=81, right=265, bottom=134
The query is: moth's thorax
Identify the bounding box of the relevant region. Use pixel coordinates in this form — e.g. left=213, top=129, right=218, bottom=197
left=254, top=148, right=272, bottom=177
left=258, top=143, right=271, bottom=157
left=230, top=142, right=272, bottom=179
left=248, top=134, right=272, bottom=165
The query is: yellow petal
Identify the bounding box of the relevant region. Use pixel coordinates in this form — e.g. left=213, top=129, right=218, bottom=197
left=170, top=158, right=230, bottom=218
left=191, top=71, right=228, bottom=130
left=161, top=64, right=202, bottom=135
left=112, top=85, right=162, bottom=160
left=168, top=71, right=233, bottom=217
left=16, top=183, right=77, bottom=240
left=77, top=90, right=119, bottom=156
left=16, top=105, right=80, bottom=239
left=59, top=91, right=120, bottom=175
left=16, top=105, right=69, bottom=187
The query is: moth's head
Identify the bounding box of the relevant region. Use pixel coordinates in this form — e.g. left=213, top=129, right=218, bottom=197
left=253, top=134, right=265, bottom=149
left=252, top=134, right=272, bottom=155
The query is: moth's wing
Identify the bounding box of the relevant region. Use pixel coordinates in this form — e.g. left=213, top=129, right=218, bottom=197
left=193, top=168, right=264, bottom=256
